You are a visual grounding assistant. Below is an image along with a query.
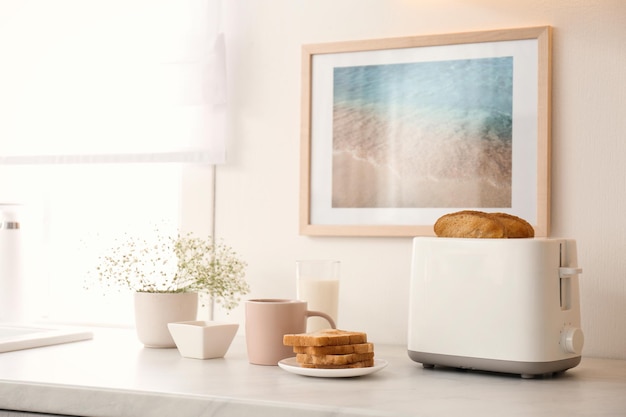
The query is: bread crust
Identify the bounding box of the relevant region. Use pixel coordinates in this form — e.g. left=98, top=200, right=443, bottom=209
left=293, top=343, right=374, bottom=355
left=296, top=352, right=375, bottom=365
left=283, top=329, right=367, bottom=347
left=299, top=359, right=375, bottom=369
left=434, top=210, right=506, bottom=238
left=490, top=212, right=535, bottom=238
left=433, top=210, right=534, bottom=238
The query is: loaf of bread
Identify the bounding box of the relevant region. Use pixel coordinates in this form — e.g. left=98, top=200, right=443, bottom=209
left=433, top=210, right=534, bottom=238
left=283, top=329, right=367, bottom=347
left=283, top=329, right=374, bottom=369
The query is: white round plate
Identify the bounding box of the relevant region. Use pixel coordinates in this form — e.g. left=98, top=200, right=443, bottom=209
left=278, top=357, right=388, bottom=378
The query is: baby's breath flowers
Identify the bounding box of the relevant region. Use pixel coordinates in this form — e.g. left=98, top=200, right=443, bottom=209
left=174, top=235, right=249, bottom=310
left=90, top=231, right=249, bottom=310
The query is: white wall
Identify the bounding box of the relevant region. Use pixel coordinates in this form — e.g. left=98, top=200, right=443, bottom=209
left=214, top=0, right=626, bottom=360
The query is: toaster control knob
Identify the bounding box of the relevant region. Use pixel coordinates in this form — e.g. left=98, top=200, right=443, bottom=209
left=561, top=328, right=584, bottom=354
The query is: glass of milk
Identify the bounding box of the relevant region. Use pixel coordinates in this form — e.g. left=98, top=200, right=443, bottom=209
left=296, top=260, right=340, bottom=333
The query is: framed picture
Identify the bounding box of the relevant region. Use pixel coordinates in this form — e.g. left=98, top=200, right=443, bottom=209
left=300, top=26, right=551, bottom=237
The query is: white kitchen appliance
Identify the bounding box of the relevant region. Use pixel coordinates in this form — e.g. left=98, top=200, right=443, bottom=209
left=1, top=204, right=24, bottom=322
left=408, top=237, right=584, bottom=378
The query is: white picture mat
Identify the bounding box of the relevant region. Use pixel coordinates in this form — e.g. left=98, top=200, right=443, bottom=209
left=309, top=39, right=538, bottom=226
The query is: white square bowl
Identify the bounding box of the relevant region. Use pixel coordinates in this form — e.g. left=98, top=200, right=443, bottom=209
left=167, top=321, right=239, bottom=359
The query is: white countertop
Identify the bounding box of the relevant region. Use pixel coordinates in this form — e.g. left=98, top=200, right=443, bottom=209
left=0, top=327, right=625, bottom=417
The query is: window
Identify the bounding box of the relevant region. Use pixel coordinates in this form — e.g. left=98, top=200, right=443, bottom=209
left=0, top=1, right=225, bottom=325
left=1, top=164, right=215, bottom=325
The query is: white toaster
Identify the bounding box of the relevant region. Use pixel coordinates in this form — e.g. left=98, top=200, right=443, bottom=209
left=408, top=237, right=584, bottom=378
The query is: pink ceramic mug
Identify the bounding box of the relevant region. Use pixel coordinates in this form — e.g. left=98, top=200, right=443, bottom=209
left=245, top=299, right=336, bottom=365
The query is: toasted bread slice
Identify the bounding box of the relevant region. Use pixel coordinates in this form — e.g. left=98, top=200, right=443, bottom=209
left=293, top=342, right=374, bottom=355
left=490, top=212, right=534, bottom=238
left=434, top=210, right=534, bottom=238
left=434, top=210, right=506, bottom=238
left=296, top=352, right=375, bottom=365
left=283, top=329, right=367, bottom=347
left=300, top=359, right=375, bottom=369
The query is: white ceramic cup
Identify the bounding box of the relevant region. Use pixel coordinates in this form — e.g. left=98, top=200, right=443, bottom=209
left=245, top=299, right=336, bottom=365
left=296, top=260, right=340, bottom=332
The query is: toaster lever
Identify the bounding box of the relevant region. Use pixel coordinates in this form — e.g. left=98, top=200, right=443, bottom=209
left=559, top=267, right=582, bottom=278
left=559, top=267, right=582, bottom=310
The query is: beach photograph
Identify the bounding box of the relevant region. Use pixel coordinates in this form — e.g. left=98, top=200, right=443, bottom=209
left=331, top=56, right=513, bottom=209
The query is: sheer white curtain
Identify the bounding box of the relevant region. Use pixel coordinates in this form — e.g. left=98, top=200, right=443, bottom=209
left=0, top=0, right=225, bottom=325
left=0, top=0, right=226, bottom=164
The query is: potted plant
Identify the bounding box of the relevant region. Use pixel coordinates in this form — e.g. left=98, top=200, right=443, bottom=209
left=90, top=231, right=249, bottom=348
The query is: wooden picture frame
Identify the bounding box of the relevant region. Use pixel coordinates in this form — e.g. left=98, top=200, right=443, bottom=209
left=300, top=26, right=551, bottom=237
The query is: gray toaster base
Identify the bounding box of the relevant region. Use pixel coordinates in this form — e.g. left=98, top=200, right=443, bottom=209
left=408, top=350, right=582, bottom=378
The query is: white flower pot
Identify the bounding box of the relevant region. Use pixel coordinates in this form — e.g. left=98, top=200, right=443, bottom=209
left=134, top=292, right=198, bottom=348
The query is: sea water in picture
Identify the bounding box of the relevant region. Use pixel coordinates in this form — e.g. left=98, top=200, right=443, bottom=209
left=332, top=56, right=513, bottom=209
